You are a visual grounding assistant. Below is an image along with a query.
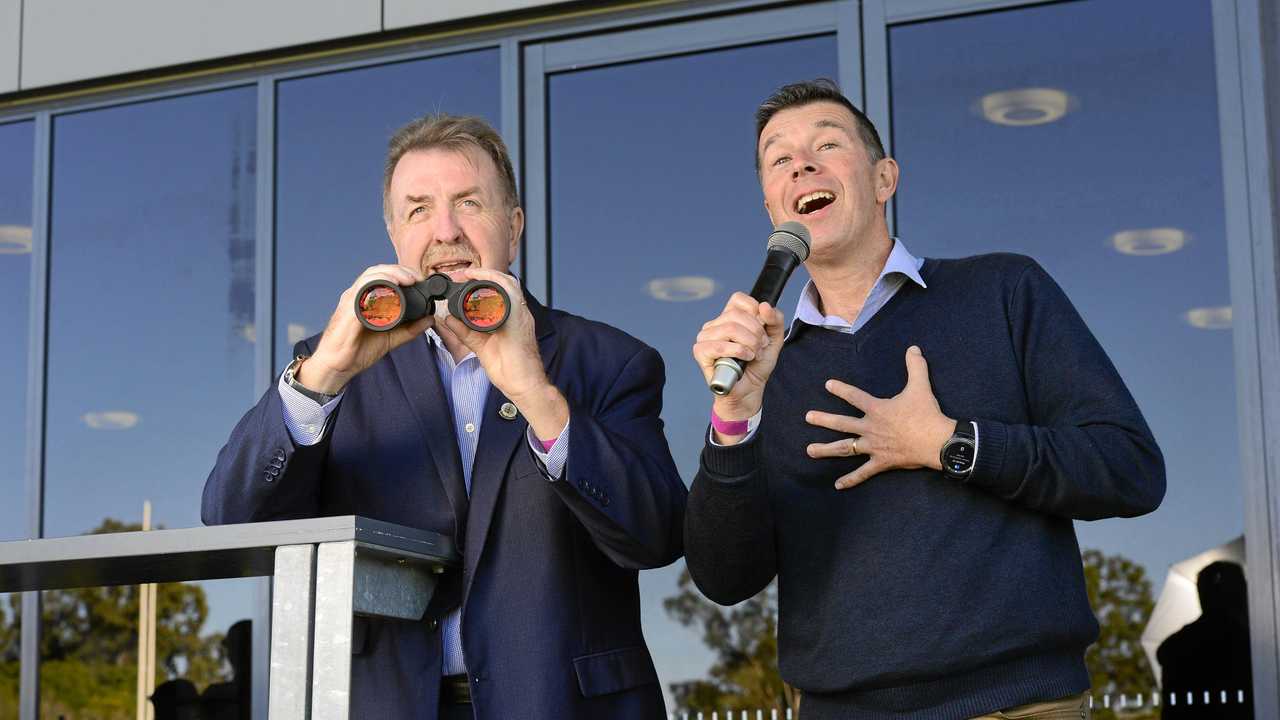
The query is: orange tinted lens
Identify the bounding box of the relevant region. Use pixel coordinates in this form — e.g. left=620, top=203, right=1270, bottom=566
left=359, top=286, right=402, bottom=327
left=462, top=287, right=506, bottom=328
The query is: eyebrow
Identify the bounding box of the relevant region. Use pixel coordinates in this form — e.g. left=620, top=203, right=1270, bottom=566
left=759, top=118, right=856, bottom=159
left=402, top=186, right=484, bottom=209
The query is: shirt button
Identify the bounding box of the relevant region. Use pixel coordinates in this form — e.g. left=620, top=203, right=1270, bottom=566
left=464, top=422, right=475, bottom=434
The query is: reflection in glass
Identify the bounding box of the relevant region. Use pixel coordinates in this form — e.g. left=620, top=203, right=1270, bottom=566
left=890, top=0, right=1241, bottom=712
left=44, top=89, right=259, bottom=715
left=274, top=50, right=500, bottom=365
left=0, top=118, right=33, bottom=719
left=547, top=35, right=836, bottom=705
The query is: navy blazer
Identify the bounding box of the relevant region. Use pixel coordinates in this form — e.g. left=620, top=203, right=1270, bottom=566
left=202, top=294, right=687, bottom=719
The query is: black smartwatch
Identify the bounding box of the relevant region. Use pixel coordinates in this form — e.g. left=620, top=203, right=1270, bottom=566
left=940, top=420, right=978, bottom=480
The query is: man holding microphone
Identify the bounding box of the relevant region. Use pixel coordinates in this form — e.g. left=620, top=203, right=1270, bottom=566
left=686, top=79, right=1164, bottom=719
left=203, top=113, right=686, bottom=719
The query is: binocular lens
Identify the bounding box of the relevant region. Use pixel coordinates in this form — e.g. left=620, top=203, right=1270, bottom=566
left=461, top=286, right=507, bottom=329
left=358, top=285, right=402, bottom=328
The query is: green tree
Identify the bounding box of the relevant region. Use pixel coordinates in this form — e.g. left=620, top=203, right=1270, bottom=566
left=664, top=567, right=798, bottom=716
left=0, top=518, right=232, bottom=719
left=1083, top=548, right=1159, bottom=720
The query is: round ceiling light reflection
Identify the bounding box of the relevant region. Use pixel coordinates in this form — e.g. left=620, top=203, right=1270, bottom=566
left=979, top=88, right=1073, bottom=127
left=0, top=225, right=33, bottom=254
left=1111, top=228, right=1188, bottom=256
left=82, top=411, right=140, bottom=430
left=1184, top=306, right=1232, bottom=330
left=647, top=276, right=717, bottom=302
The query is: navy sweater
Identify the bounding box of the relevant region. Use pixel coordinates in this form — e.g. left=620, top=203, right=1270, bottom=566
left=685, top=254, right=1165, bottom=720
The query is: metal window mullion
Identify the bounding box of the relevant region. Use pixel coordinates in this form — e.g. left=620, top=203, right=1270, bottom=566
left=20, top=109, right=51, bottom=720
left=540, top=2, right=838, bottom=73
left=250, top=76, right=278, bottom=720
left=836, top=0, right=863, bottom=108
left=521, top=44, right=549, bottom=305
left=501, top=38, right=524, bottom=280
left=882, top=0, right=1058, bottom=24
left=861, top=0, right=895, bottom=236
left=1214, top=1, right=1280, bottom=718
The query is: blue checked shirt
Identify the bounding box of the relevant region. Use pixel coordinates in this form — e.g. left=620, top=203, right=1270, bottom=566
left=279, top=329, right=570, bottom=676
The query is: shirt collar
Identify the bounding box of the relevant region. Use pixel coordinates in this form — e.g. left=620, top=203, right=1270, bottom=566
left=788, top=237, right=927, bottom=339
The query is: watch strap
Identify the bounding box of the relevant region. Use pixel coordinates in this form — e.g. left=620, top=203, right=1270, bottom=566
left=283, top=355, right=339, bottom=405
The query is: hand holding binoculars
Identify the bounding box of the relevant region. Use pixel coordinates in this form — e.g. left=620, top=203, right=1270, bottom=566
left=355, top=273, right=512, bottom=333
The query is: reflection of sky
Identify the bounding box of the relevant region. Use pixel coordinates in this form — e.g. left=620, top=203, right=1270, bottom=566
left=0, top=121, right=33, bottom=544
left=44, top=90, right=260, bottom=659
left=548, top=35, right=835, bottom=698
left=889, top=0, right=1237, bottom=596
left=274, top=50, right=500, bottom=366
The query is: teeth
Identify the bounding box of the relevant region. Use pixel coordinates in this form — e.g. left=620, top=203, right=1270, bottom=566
left=796, top=191, right=835, bottom=213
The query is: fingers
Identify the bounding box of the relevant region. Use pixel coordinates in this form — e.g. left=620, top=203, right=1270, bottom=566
left=805, top=410, right=865, bottom=435
left=352, top=264, right=425, bottom=292
left=825, top=379, right=879, bottom=411
left=758, top=302, right=786, bottom=341
left=904, top=345, right=932, bottom=393
left=806, top=437, right=862, bottom=459
left=835, top=460, right=881, bottom=490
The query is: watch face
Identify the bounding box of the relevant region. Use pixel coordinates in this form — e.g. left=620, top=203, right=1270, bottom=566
left=943, top=439, right=976, bottom=476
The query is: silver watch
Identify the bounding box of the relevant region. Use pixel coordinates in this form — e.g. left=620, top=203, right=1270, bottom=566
left=283, top=355, right=339, bottom=405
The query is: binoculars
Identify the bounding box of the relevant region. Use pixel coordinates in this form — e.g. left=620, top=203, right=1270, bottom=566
left=355, top=273, right=511, bottom=333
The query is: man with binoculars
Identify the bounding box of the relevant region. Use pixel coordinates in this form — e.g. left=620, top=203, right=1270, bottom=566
left=202, top=113, right=687, bottom=719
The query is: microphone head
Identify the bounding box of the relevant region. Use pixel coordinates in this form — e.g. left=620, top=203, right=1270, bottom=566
left=768, top=221, right=811, bottom=261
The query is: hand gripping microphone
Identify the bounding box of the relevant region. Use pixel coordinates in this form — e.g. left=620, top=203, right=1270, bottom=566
left=708, top=221, right=811, bottom=396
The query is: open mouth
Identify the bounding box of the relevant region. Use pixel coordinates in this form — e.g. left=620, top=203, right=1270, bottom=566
left=429, top=259, right=474, bottom=275
left=795, top=191, right=836, bottom=215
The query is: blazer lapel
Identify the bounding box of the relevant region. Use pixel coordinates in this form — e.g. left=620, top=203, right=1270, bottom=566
left=388, top=334, right=471, bottom=550
left=464, top=291, right=560, bottom=585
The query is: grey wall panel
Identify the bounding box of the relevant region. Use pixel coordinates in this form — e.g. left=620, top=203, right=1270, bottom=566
left=20, top=0, right=380, bottom=89
left=384, top=0, right=563, bottom=30
left=0, top=0, right=18, bottom=94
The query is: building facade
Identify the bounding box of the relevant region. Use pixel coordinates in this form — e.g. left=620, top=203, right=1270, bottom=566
left=2, top=0, right=1279, bottom=717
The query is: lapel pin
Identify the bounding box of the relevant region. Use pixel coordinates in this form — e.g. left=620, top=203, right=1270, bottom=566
left=499, top=402, right=518, bottom=420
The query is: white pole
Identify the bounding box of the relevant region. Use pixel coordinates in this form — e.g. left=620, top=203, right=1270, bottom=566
left=136, top=501, right=156, bottom=720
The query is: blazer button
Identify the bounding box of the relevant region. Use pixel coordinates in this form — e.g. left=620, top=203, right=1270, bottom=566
left=263, top=471, right=274, bottom=483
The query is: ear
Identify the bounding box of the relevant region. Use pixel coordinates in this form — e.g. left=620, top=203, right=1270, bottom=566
left=507, top=206, right=525, bottom=266
left=875, top=158, right=900, bottom=206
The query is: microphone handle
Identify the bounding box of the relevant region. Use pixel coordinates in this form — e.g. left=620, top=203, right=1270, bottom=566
left=709, top=249, right=802, bottom=396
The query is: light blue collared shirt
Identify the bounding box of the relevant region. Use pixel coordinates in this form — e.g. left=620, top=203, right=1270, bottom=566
left=278, top=329, right=570, bottom=676
left=787, top=236, right=927, bottom=339
left=712, top=237, right=927, bottom=444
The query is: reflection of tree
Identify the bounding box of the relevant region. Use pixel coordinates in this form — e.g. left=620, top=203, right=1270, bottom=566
left=0, top=518, right=231, bottom=720
left=664, top=549, right=1158, bottom=719
left=1084, top=549, right=1158, bottom=720
left=664, top=567, right=799, bottom=716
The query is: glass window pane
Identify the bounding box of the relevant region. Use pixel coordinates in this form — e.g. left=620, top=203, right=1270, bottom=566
left=547, top=35, right=837, bottom=704
left=44, top=89, right=259, bottom=714
left=274, top=50, right=500, bottom=363
left=0, top=120, right=33, bottom=542
left=0, top=117, right=33, bottom=720
left=890, top=0, right=1244, bottom=710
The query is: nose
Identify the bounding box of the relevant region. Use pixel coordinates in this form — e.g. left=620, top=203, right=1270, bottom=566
left=429, top=206, right=463, bottom=244
left=791, top=156, right=820, bottom=180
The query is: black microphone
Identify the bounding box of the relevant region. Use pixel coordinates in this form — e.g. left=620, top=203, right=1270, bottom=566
left=709, top=221, right=812, bottom=395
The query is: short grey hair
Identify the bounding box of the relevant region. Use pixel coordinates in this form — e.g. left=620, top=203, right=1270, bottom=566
left=382, top=113, right=519, bottom=223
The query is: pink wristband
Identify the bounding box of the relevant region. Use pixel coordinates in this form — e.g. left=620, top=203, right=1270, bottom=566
left=539, top=437, right=557, bottom=451
left=710, top=408, right=750, bottom=436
